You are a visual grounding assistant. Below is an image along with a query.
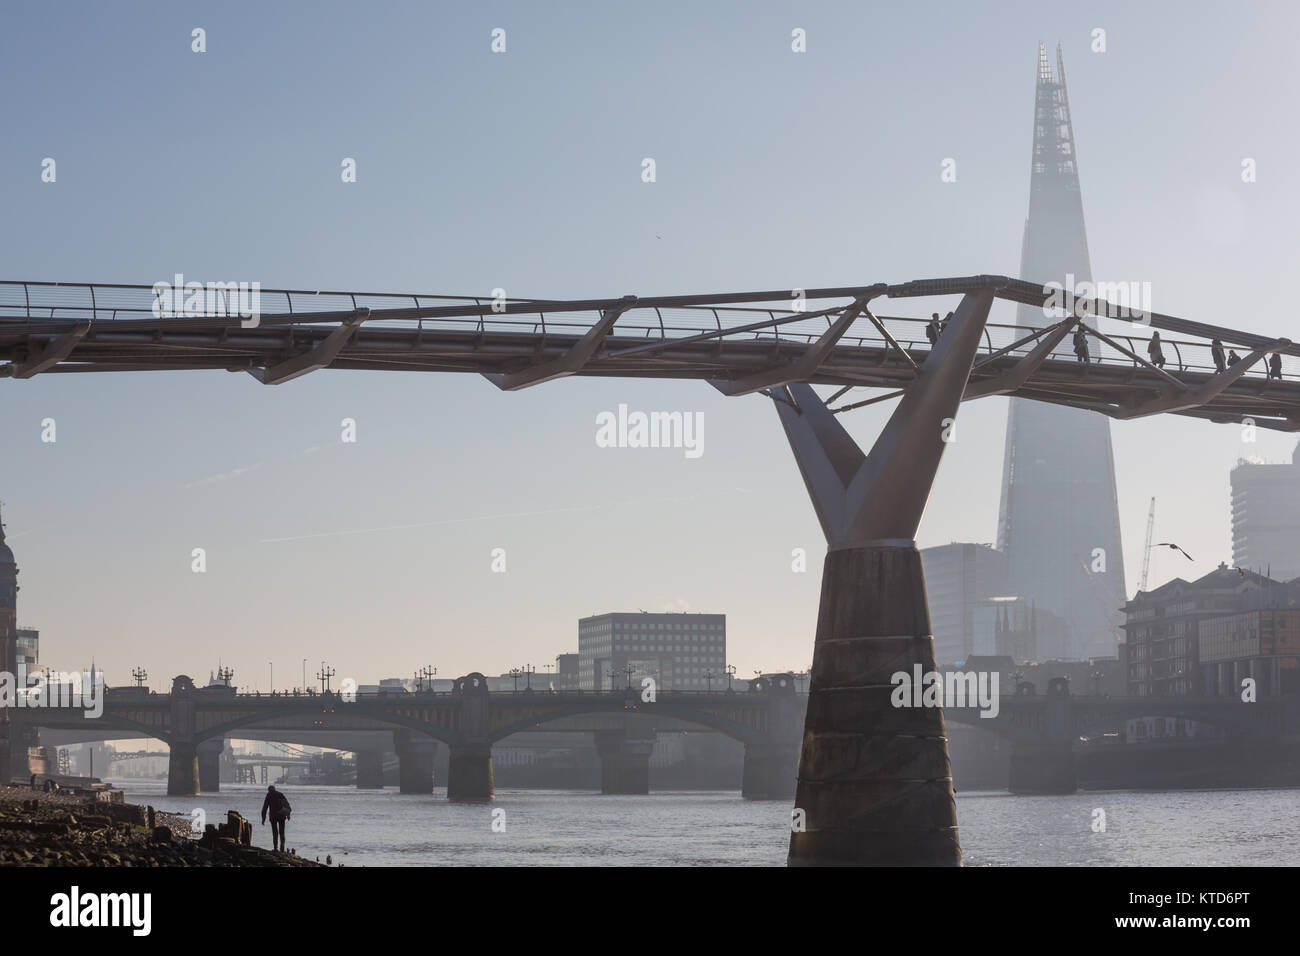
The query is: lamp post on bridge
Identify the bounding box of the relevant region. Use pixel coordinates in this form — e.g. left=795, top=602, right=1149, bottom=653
left=317, top=663, right=335, bottom=695
left=131, top=667, right=148, bottom=689
left=217, top=666, right=233, bottom=688
left=418, top=666, right=436, bottom=692
left=704, top=670, right=716, bottom=693
left=724, top=664, right=736, bottom=694
left=509, top=667, right=523, bottom=693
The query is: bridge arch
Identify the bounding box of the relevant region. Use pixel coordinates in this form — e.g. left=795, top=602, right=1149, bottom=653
left=194, top=702, right=464, bottom=747
left=486, top=697, right=769, bottom=747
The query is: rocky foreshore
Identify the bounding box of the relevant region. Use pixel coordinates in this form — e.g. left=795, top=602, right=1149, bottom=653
left=0, top=785, right=323, bottom=867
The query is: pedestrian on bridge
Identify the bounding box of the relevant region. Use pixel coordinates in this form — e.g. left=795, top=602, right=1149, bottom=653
left=926, top=313, right=940, bottom=346
left=1270, top=352, right=1284, bottom=381
left=1072, top=327, right=1090, bottom=364
left=1228, top=349, right=1242, bottom=366
left=261, top=785, right=293, bottom=852
left=1211, top=338, right=1226, bottom=373
left=1148, top=331, right=1166, bottom=368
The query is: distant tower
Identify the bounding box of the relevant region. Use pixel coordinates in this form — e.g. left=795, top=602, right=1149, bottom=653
left=0, top=502, right=17, bottom=679
left=997, top=45, right=1126, bottom=660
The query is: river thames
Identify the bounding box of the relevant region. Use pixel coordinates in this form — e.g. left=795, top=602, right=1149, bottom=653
left=107, top=782, right=1300, bottom=866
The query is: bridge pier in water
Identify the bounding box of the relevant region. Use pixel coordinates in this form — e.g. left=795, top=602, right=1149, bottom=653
left=167, top=741, right=199, bottom=797
left=1009, top=678, right=1078, bottom=794
left=0, top=725, right=12, bottom=784
left=447, top=673, right=494, bottom=801
left=741, top=674, right=803, bottom=800
left=0, top=724, right=30, bottom=783
left=166, top=676, right=200, bottom=796
left=447, top=743, right=493, bottom=801
left=355, top=751, right=384, bottom=789
left=776, top=287, right=995, bottom=866
left=594, top=725, right=656, bottom=795
left=197, top=738, right=223, bottom=793
left=394, top=731, right=436, bottom=794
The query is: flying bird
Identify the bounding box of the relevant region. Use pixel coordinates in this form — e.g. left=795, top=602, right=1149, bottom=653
left=1154, top=542, right=1193, bottom=562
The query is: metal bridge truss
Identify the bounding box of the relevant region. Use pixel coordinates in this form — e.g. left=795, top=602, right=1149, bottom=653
left=1, top=275, right=1295, bottom=430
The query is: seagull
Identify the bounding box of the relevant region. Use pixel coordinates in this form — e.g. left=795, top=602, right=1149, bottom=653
left=1154, top=542, right=1194, bottom=562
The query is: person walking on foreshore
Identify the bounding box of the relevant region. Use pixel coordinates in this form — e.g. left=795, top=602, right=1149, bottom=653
left=261, top=785, right=292, bottom=852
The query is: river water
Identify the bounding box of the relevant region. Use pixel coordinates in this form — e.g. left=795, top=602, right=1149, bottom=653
left=105, top=781, right=1300, bottom=866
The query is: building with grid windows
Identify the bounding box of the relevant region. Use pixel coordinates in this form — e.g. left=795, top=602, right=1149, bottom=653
left=577, top=612, right=726, bottom=691
left=1230, top=444, right=1300, bottom=582
left=1122, top=564, right=1279, bottom=697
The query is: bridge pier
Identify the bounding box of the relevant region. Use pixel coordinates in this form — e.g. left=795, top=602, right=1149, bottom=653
left=446, top=743, right=494, bottom=802
left=742, top=742, right=800, bottom=800
left=594, top=726, right=655, bottom=795
left=198, top=739, right=223, bottom=793
left=742, top=673, right=803, bottom=800
left=0, top=725, right=11, bottom=784
left=1, top=723, right=38, bottom=783
left=776, top=287, right=995, bottom=866
left=166, top=675, right=200, bottom=797
left=1009, top=745, right=1077, bottom=794
left=355, top=751, right=384, bottom=789
left=1010, top=677, right=1077, bottom=794
left=448, top=673, right=494, bottom=801
left=394, top=731, right=436, bottom=794
left=167, top=741, right=199, bottom=797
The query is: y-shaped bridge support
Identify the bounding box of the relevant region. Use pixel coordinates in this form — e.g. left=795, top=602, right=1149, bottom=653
left=778, top=286, right=996, bottom=866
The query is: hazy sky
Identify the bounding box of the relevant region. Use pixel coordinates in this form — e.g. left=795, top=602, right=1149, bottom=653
left=3, top=0, right=1299, bottom=691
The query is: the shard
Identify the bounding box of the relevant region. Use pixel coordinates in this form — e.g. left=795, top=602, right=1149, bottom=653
left=996, top=44, right=1126, bottom=660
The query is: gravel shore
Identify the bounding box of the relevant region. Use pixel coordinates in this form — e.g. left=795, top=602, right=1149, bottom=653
left=0, top=785, right=324, bottom=867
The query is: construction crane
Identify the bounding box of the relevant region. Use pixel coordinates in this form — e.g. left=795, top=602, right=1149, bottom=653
left=1139, top=497, right=1156, bottom=593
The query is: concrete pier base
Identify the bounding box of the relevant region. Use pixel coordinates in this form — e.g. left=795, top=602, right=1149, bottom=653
left=395, top=732, right=436, bottom=794
left=1009, top=746, right=1078, bottom=794
left=197, top=739, right=223, bottom=793
left=741, top=742, right=800, bottom=800
left=788, top=545, right=961, bottom=867
left=446, top=743, right=493, bottom=802
left=595, top=727, right=655, bottom=795
left=167, top=741, right=199, bottom=797
left=355, top=751, right=384, bottom=789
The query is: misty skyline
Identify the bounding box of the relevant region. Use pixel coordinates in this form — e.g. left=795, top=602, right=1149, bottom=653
left=3, top=1, right=1299, bottom=690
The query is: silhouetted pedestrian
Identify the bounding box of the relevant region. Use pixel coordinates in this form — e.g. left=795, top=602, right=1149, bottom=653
left=942, top=310, right=954, bottom=335
left=1228, top=349, right=1242, bottom=366
left=1210, top=338, right=1226, bottom=373
left=1270, top=352, right=1283, bottom=381
left=1072, top=327, right=1090, bottom=363
left=261, top=784, right=292, bottom=852
left=926, top=313, right=940, bottom=346
left=1148, top=331, right=1166, bottom=368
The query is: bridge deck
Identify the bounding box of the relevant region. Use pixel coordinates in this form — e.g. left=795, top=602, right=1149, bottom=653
left=3, top=276, right=1296, bottom=429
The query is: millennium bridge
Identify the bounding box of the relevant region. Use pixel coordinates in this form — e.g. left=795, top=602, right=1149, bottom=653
left=4, top=275, right=1299, bottom=865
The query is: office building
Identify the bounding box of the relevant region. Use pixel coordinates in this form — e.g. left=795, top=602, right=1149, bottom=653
left=577, top=612, right=726, bottom=690
left=1230, top=444, right=1300, bottom=581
